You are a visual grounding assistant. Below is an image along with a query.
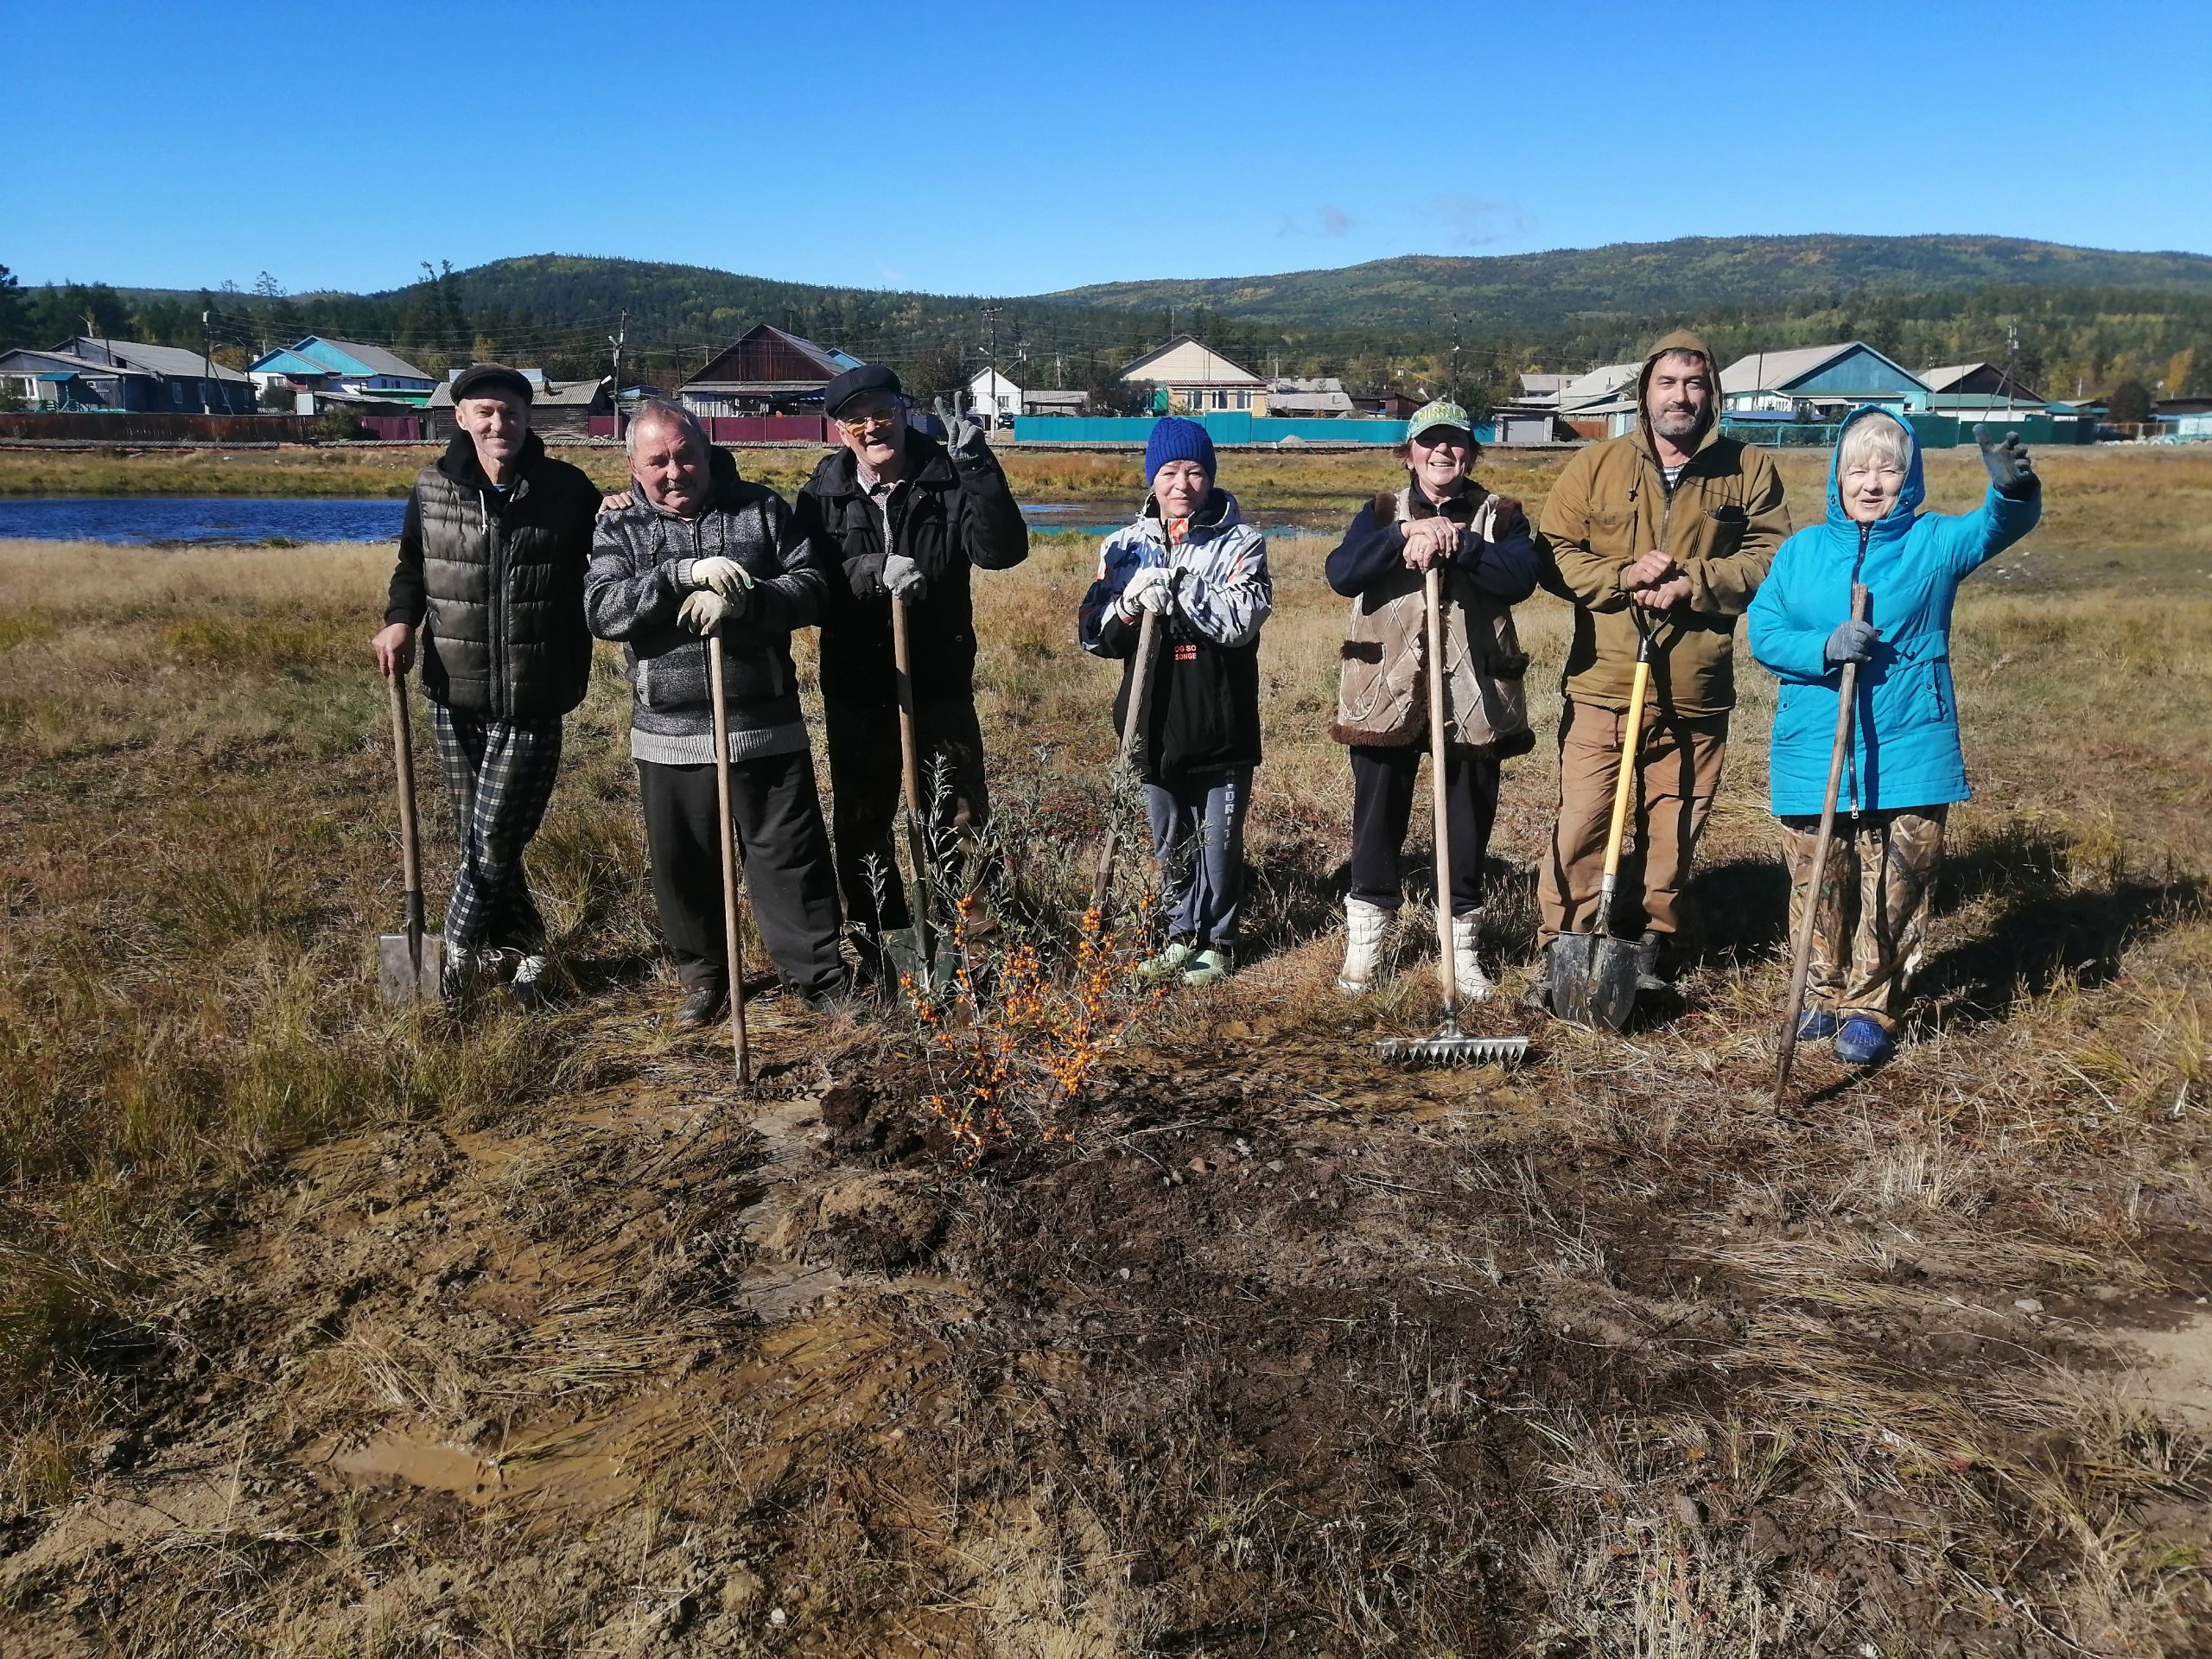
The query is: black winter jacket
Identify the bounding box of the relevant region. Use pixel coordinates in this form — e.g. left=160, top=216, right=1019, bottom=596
left=582, top=448, right=827, bottom=746
left=385, top=431, right=599, bottom=720
left=791, top=429, right=1028, bottom=704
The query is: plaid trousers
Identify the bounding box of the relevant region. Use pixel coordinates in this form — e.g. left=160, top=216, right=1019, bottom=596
left=430, top=704, right=565, bottom=952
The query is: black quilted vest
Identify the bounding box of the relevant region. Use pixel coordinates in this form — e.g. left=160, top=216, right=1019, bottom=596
left=411, top=433, right=597, bottom=720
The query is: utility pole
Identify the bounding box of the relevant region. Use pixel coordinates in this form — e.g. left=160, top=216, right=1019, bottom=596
left=608, top=309, right=627, bottom=441
left=2005, top=321, right=2020, bottom=396
left=980, top=303, right=1002, bottom=367
left=201, top=309, right=214, bottom=415
left=1450, top=312, right=1464, bottom=403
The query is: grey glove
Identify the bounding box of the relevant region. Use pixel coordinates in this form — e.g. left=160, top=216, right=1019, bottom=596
left=1974, top=424, right=2036, bottom=495
left=936, top=395, right=988, bottom=459
left=688, top=556, right=752, bottom=598
left=1824, top=619, right=1878, bottom=665
left=677, top=588, right=729, bottom=636
left=882, top=551, right=927, bottom=602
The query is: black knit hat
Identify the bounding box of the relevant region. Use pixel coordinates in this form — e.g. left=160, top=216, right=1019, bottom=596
left=823, top=364, right=901, bottom=417
left=450, top=363, right=534, bottom=404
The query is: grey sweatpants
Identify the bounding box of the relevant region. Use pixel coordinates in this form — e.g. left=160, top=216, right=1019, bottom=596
left=1143, top=766, right=1251, bottom=952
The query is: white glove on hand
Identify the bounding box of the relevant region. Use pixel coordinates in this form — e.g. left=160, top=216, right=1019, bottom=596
left=677, top=588, right=730, bottom=635
left=882, top=552, right=927, bottom=601
left=690, top=556, right=752, bottom=598
left=1116, top=565, right=1175, bottom=620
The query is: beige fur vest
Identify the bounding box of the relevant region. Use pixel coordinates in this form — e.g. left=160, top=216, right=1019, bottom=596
left=1332, top=486, right=1533, bottom=752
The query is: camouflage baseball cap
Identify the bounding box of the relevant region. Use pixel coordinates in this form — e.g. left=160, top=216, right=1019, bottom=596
left=1405, top=399, right=1473, bottom=444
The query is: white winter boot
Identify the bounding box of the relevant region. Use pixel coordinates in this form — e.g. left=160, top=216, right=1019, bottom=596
left=1451, top=912, right=1492, bottom=1001
left=1337, top=898, right=1392, bottom=994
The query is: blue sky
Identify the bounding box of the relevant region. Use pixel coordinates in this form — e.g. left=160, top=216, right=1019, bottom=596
left=5, top=0, right=2209, bottom=298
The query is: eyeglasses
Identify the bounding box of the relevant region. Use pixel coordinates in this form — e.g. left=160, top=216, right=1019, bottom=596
left=836, top=409, right=900, bottom=434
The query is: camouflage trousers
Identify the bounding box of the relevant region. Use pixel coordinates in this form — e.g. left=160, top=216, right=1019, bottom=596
left=1779, top=806, right=1948, bottom=1030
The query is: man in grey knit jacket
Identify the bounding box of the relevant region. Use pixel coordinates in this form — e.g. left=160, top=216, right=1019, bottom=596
left=585, top=401, right=844, bottom=1021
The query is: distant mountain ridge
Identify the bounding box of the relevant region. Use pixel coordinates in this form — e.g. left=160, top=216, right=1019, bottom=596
left=1041, top=235, right=2212, bottom=332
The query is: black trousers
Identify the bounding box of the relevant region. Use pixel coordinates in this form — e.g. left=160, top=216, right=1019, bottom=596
left=823, top=696, right=992, bottom=934
left=1347, top=742, right=1500, bottom=917
left=636, top=750, right=843, bottom=998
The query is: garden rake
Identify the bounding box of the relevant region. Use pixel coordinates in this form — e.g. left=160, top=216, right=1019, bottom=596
left=1376, top=565, right=1529, bottom=1067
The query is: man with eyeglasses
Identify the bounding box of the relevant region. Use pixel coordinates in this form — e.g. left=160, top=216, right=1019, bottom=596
left=792, top=364, right=1029, bottom=969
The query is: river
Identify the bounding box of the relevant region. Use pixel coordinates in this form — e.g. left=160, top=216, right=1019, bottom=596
left=0, top=497, right=1345, bottom=545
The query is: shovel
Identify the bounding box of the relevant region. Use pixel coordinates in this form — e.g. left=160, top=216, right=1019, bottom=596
left=1774, top=582, right=1871, bottom=1096
left=1548, top=619, right=1656, bottom=1032
left=886, top=594, right=950, bottom=995
left=1376, top=566, right=1529, bottom=1067
left=377, top=668, right=446, bottom=1004
left=708, top=633, right=753, bottom=1084
left=1089, top=606, right=1163, bottom=914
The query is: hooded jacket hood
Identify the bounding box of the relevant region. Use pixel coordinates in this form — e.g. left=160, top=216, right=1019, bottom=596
left=1824, top=404, right=1927, bottom=538
left=1634, top=328, right=1723, bottom=467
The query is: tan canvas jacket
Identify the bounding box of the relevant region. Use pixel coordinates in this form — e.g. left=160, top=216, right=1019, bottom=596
left=1535, top=329, right=1791, bottom=717
left=1333, top=486, right=1533, bottom=754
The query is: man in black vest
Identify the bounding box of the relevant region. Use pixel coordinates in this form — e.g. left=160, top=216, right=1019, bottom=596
left=791, top=365, right=1028, bottom=964
left=371, top=364, right=600, bottom=1005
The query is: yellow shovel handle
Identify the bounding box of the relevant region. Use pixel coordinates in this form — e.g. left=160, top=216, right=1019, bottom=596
left=1600, top=652, right=1652, bottom=882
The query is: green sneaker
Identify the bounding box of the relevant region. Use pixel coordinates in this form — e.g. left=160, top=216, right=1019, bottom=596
left=1181, top=947, right=1232, bottom=987
left=1136, top=939, right=1197, bottom=981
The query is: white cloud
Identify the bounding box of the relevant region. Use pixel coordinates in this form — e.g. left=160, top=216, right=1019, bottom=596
left=1280, top=205, right=1356, bottom=238
left=1414, top=194, right=1530, bottom=250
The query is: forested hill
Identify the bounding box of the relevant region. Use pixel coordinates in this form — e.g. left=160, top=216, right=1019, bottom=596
left=1046, top=235, right=2212, bottom=331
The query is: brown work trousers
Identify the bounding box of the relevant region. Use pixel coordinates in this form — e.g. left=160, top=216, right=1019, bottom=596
left=1780, top=806, right=1947, bottom=1030
left=1537, top=699, right=1729, bottom=946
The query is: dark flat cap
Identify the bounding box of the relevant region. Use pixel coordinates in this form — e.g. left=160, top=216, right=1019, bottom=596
left=823, top=364, right=901, bottom=417
left=450, top=363, right=534, bottom=404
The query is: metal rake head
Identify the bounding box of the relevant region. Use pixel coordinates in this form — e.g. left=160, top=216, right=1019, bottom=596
left=1375, top=1031, right=1530, bottom=1067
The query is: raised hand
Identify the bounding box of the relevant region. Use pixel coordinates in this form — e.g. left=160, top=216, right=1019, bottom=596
left=1974, top=425, right=2036, bottom=495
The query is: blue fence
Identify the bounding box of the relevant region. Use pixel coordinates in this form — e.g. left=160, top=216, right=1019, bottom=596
left=1013, top=413, right=1491, bottom=446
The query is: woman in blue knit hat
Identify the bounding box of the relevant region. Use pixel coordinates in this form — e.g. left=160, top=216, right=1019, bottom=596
left=1078, top=417, right=1274, bottom=985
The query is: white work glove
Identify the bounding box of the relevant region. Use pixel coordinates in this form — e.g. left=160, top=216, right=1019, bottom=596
left=882, top=551, right=927, bottom=601
left=1116, top=565, right=1176, bottom=620
left=689, top=556, right=752, bottom=598
left=677, top=588, right=729, bottom=635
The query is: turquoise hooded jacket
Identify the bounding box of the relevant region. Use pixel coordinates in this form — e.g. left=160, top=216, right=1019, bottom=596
left=1747, top=406, right=2040, bottom=817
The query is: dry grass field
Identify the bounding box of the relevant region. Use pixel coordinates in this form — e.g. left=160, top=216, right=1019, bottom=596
left=1, top=443, right=2209, bottom=1656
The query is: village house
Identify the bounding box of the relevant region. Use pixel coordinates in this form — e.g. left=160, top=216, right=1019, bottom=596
left=0, top=337, right=255, bottom=413
left=245, top=337, right=437, bottom=409
left=1118, top=335, right=1268, bottom=413
left=428, top=371, right=613, bottom=440
left=679, top=324, right=863, bottom=418
left=1263, top=376, right=1356, bottom=417
left=1719, top=340, right=1929, bottom=418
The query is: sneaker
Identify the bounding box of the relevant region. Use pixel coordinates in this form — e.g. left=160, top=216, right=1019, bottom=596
left=1796, top=1007, right=1840, bottom=1041
left=1181, top=947, right=1232, bottom=988
left=1834, top=1013, right=1893, bottom=1066
left=675, top=982, right=728, bottom=1029
left=1137, top=939, right=1197, bottom=982
left=507, top=953, right=553, bottom=1010
left=1634, top=931, right=1675, bottom=995
left=440, top=942, right=477, bottom=1000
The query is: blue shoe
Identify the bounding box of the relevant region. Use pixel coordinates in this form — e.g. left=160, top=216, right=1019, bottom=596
left=1796, top=1008, right=1840, bottom=1041
left=1834, top=1014, right=1893, bottom=1066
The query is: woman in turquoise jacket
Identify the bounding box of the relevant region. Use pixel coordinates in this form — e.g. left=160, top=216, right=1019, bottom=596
left=1747, top=407, right=2041, bottom=1065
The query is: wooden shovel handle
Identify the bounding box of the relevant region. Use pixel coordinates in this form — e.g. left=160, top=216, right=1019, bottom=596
left=709, top=633, right=752, bottom=1084
left=1424, top=565, right=1457, bottom=1011
left=387, top=670, right=423, bottom=938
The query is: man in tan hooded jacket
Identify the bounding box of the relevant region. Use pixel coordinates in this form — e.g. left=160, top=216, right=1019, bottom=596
left=1529, top=329, right=1789, bottom=1007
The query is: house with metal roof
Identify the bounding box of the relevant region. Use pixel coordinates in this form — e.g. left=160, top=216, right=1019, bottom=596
left=679, top=324, right=864, bottom=417
left=1264, top=376, right=1356, bottom=417
left=246, top=337, right=437, bottom=407
left=428, top=372, right=613, bottom=439
left=1119, top=335, right=1268, bottom=413
left=0, top=337, right=255, bottom=413
left=1719, top=341, right=1930, bottom=417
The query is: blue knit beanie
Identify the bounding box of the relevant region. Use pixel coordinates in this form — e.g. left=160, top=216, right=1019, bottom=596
left=1143, top=416, right=1216, bottom=485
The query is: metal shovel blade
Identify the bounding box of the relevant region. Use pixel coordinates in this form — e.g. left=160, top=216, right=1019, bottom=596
left=1548, top=931, right=1639, bottom=1033
left=378, top=931, right=446, bottom=1005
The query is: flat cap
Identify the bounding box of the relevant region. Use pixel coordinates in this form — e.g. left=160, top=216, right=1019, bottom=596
left=823, top=364, right=901, bottom=417
left=450, top=363, right=534, bottom=404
